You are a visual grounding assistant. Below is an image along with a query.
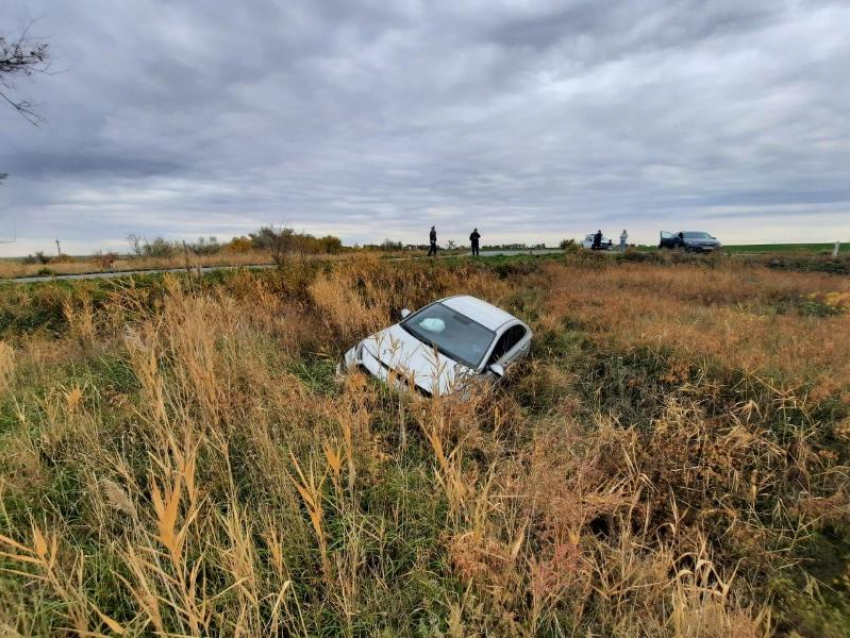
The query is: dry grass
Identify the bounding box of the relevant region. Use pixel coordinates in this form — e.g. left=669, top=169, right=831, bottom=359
left=539, top=261, right=850, bottom=397
left=0, top=256, right=847, bottom=636
left=0, top=250, right=279, bottom=279
left=0, top=341, right=14, bottom=393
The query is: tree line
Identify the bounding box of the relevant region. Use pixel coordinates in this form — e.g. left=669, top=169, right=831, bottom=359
left=126, top=227, right=344, bottom=259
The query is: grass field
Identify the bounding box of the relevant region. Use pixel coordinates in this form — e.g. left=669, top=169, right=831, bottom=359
left=633, top=243, right=848, bottom=254
left=1, top=243, right=848, bottom=280
left=722, top=243, right=848, bottom=254
left=1, top=254, right=849, bottom=636
left=0, top=251, right=276, bottom=280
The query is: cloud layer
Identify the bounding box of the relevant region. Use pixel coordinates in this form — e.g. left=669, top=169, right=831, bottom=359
left=2, top=0, right=849, bottom=253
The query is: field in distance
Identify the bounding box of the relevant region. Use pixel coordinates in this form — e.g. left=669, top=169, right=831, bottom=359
left=634, top=242, right=848, bottom=254
left=1, top=236, right=847, bottom=280
left=722, top=242, right=848, bottom=254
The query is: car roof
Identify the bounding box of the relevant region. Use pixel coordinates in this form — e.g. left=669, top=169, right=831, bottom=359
left=440, top=295, right=518, bottom=331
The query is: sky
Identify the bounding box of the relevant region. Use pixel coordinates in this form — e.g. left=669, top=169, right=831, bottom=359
left=1, top=0, right=849, bottom=255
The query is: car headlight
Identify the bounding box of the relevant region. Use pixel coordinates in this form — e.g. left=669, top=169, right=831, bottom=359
left=338, top=344, right=362, bottom=374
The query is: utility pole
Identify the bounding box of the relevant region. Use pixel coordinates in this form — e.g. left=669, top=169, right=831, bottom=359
left=55, top=239, right=62, bottom=256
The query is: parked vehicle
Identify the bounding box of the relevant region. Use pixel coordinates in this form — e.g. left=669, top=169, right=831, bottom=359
left=659, top=231, right=722, bottom=252
left=337, top=295, right=532, bottom=396
left=582, top=233, right=614, bottom=250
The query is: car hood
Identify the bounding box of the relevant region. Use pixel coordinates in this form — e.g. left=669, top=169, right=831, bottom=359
left=360, top=324, right=475, bottom=395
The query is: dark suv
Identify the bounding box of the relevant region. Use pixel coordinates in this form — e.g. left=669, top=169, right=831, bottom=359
left=659, top=231, right=722, bottom=252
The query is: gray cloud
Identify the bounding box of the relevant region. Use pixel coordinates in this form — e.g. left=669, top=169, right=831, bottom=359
left=1, top=0, right=849, bottom=254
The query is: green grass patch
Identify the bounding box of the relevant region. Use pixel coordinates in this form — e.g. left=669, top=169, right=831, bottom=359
left=724, top=242, right=848, bottom=254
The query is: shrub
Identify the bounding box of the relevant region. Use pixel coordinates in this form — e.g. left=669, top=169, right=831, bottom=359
left=147, top=237, right=175, bottom=258
left=248, top=226, right=344, bottom=264
left=225, top=236, right=254, bottom=253
left=186, top=236, right=221, bottom=256
left=22, top=251, right=51, bottom=265
left=126, top=234, right=176, bottom=258
left=317, top=235, right=343, bottom=254
left=619, top=247, right=660, bottom=263
left=93, top=251, right=118, bottom=271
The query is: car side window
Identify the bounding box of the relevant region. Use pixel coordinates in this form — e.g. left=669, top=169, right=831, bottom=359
left=488, top=325, right=526, bottom=365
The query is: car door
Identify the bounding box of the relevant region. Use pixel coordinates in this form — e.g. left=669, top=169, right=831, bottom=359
left=659, top=231, right=675, bottom=248
left=503, top=325, right=531, bottom=365
left=487, top=324, right=530, bottom=370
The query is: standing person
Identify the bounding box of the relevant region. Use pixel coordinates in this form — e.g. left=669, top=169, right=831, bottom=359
left=593, top=230, right=603, bottom=250
left=428, top=226, right=437, bottom=257
left=469, top=228, right=481, bottom=256
left=620, top=229, right=628, bottom=252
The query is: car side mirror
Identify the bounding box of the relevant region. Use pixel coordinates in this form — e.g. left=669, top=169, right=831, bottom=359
left=489, top=363, right=505, bottom=378
left=400, top=308, right=411, bottom=319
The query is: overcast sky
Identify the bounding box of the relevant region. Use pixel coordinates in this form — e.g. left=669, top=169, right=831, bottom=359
left=1, top=0, right=849, bottom=254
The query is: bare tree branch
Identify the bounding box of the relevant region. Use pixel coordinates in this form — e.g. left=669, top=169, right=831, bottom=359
left=0, top=25, right=50, bottom=124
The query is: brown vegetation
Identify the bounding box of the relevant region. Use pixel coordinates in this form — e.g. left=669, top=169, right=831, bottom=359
left=0, top=249, right=275, bottom=279
left=0, top=255, right=848, bottom=636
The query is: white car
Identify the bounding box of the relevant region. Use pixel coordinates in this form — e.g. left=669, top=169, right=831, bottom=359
left=581, top=233, right=614, bottom=250
left=338, top=295, right=532, bottom=396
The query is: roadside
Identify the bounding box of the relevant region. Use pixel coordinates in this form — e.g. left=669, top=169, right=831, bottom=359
left=2, top=263, right=277, bottom=285
left=1, top=250, right=568, bottom=285
left=5, top=244, right=847, bottom=285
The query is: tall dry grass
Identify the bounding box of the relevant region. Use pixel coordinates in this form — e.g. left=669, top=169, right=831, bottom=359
left=539, top=260, right=850, bottom=399
left=0, top=341, right=14, bottom=393
left=0, top=257, right=847, bottom=636
left=0, top=250, right=278, bottom=279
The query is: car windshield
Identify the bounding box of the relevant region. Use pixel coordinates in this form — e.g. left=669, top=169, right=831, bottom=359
left=683, top=232, right=713, bottom=239
left=401, top=302, right=496, bottom=369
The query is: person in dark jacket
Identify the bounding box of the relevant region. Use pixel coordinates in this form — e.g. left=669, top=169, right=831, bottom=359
left=428, top=226, right=437, bottom=257
left=469, top=228, right=481, bottom=256
left=592, top=230, right=603, bottom=250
